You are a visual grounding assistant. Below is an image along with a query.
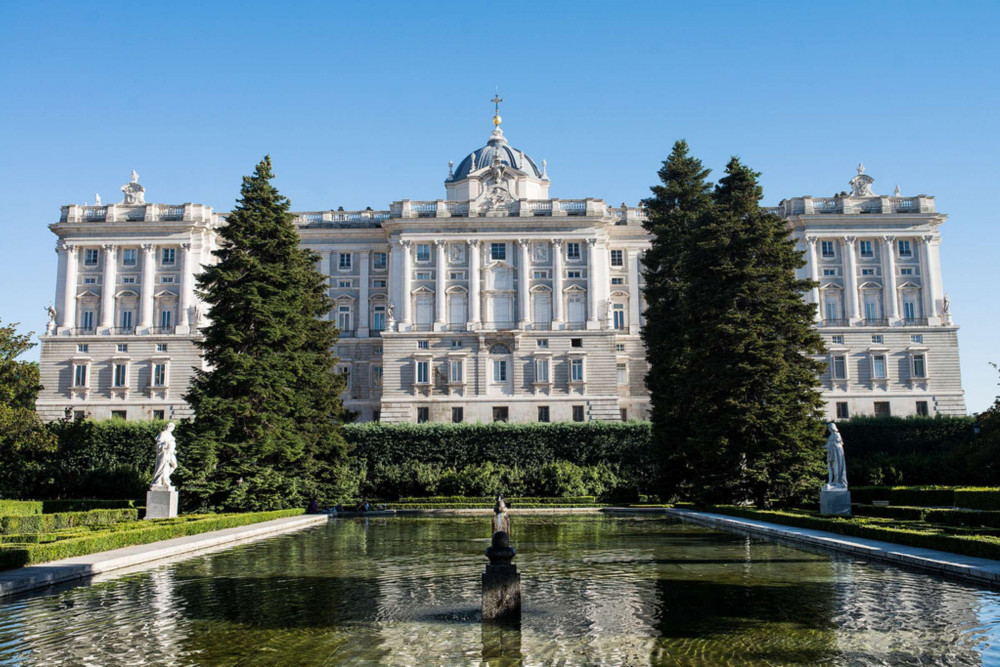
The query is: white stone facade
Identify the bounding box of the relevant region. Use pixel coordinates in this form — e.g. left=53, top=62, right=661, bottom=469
left=36, top=131, right=965, bottom=423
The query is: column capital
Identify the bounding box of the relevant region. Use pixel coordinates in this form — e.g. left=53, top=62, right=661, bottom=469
left=180, top=242, right=192, bottom=252
left=466, top=238, right=479, bottom=247
left=586, top=237, right=598, bottom=247
left=805, top=236, right=818, bottom=246
left=842, top=235, right=857, bottom=244
left=399, top=239, right=411, bottom=248
left=551, top=238, right=563, bottom=248
left=434, top=239, right=447, bottom=248
left=518, top=238, right=530, bottom=249
left=882, top=235, right=895, bottom=245
left=920, top=234, right=937, bottom=245
left=102, top=243, right=117, bottom=253
left=57, top=240, right=77, bottom=253
left=141, top=243, right=156, bottom=253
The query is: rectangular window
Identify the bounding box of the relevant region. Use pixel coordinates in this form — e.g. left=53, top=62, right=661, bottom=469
left=571, top=338, right=582, bottom=348
left=493, top=360, right=507, bottom=383
left=538, top=406, right=550, bottom=423
left=903, top=300, right=916, bottom=321
left=874, top=401, right=891, bottom=418
left=373, top=306, right=386, bottom=332
left=900, top=268, right=914, bottom=276
left=338, top=253, right=351, bottom=270
left=82, top=311, right=95, bottom=330
left=822, top=269, right=837, bottom=276
left=113, top=363, right=127, bottom=387
left=120, top=311, right=133, bottom=330
left=372, top=366, right=383, bottom=387
left=615, top=343, right=625, bottom=352
left=493, top=406, right=509, bottom=423
left=610, top=249, right=624, bottom=267
left=871, top=335, right=883, bottom=344
left=571, top=358, right=584, bottom=382
left=77, top=344, right=89, bottom=353
left=372, top=279, right=387, bottom=288
left=415, top=271, right=432, bottom=280
left=831, top=335, right=844, bottom=345
left=121, top=276, right=136, bottom=284
left=872, top=355, right=887, bottom=379
left=450, top=359, right=464, bottom=383
left=117, top=344, right=128, bottom=352
left=821, top=241, right=835, bottom=258
left=452, top=407, right=464, bottom=424
left=111, top=410, right=127, bottom=421
left=611, top=277, right=625, bottom=285
left=152, top=410, right=165, bottom=421
left=161, top=248, right=175, bottom=265
left=84, top=277, right=97, bottom=284
left=616, top=363, right=628, bottom=385
left=156, top=343, right=167, bottom=352
left=916, top=401, right=929, bottom=417
left=912, top=354, right=926, bottom=378
left=572, top=405, right=585, bottom=422
left=449, top=271, right=465, bottom=280
left=566, top=242, right=581, bottom=260
left=417, top=340, right=429, bottom=349
left=451, top=340, right=463, bottom=349
left=537, top=339, right=549, bottom=348
left=533, top=270, right=550, bottom=279
left=832, top=355, right=847, bottom=380
left=613, top=304, right=626, bottom=330
left=836, top=402, right=849, bottom=419
left=416, top=360, right=429, bottom=384
left=910, top=334, right=923, bottom=343
left=84, top=249, right=99, bottom=266
left=338, top=280, right=352, bottom=288
left=535, top=358, right=550, bottom=382
left=898, top=240, right=912, bottom=257
left=416, top=244, right=431, bottom=263
left=859, top=240, right=873, bottom=258
left=861, top=268, right=876, bottom=276
left=566, top=270, right=581, bottom=279
left=490, top=243, right=506, bottom=261
left=160, top=276, right=175, bottom=283
left=373, top=252, right=387, bottom=270
left=73, top=364, right=87, bottom=387
left=417, top=407, right=429, bottom=423
left=337, top=305, right=352, bottom=332
left=160, top=309, right=172, bottom=329
left=153, top=363, right=166, bottom=387
left=122, top=248, right=137, bottom=266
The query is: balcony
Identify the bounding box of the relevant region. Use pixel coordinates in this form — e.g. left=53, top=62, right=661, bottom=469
left=71, top=327, right=97, bottom=335
left=860, top=318, right=889, bottom=327
left=112, top=327, right=136, bottom=335
left=481, top=321, right=517, bottom=331
left=902, top=317, right=929, bottom=326
left=411, top=323, right=434, bottom=332
left=149, top=326, right=176, bottom=335
left=563, top=321, right=588, bottom=330
left=820, top=319, right=849, bottom=327
left=443, top=323, right=466, bottom=331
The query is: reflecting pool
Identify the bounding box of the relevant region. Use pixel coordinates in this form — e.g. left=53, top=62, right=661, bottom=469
left=2, top=514, right=1000, bottom=666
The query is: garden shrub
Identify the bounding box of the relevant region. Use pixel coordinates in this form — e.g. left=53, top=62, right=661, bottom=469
left=0, top=508, right=138, bottom=535
left=0, top=501, right=43, bottom=516
left=953, top=488, right=1000, bottom=511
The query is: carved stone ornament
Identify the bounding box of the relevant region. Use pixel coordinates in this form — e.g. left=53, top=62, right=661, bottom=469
left=849, top=163, right=876, bottom=197
left=121, top=170, right=146, bottom=205
left=449, top=243, right=465, bottom=264
left=532, top=242, right=548, bottom=263
left=478, top=185, right=515, bottom=215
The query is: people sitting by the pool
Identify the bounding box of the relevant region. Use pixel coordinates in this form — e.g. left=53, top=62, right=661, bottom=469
left=307, top=499, right=319, bottom=514
left=354, top=498, right=370, bottom=512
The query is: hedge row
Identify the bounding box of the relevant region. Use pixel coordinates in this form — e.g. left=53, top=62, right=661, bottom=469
left=386, top=503, right=605, bottom=510
left=953, top=489, right=1000, bottom=511
left=0, top=501, right=43, bottom=516
left=394, top=496, right=598, bottom=505
left=850, top=486, right=956, bottom=507
left=0, top=508, right=305, bottom=570
left=41, top=499, right=137, bottom=513
left=705, top=505, right=1000, bottom=562
left=0, top=509, right=138, bottom=535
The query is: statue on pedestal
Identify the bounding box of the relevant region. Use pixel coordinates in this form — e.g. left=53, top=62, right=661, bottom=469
left=45, top=302, right=57, bottom=334
left=150, top=422, right=178, bottom=489
left=492, top=495, right=511, bottom=536
left=824, top=422, right=847, bottom=489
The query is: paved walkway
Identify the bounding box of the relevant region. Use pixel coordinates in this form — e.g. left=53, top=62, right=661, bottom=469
left=0, top=513, right=329, bottom=598
left=653, top=507, right=1000, bottom=587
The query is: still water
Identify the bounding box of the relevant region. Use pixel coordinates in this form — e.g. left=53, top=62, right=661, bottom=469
left=2, top=514, right=1000, bottom=666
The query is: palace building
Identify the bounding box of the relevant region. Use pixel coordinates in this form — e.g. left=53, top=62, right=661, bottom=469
left=35, top=105, right=966, bottom=423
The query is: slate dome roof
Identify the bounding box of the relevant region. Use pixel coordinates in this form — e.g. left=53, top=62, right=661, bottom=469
left=449, top=128, right=543, bottom=181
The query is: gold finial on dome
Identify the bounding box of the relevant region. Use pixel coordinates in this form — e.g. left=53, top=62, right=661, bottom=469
left=491, top=93, right=503, bottom=127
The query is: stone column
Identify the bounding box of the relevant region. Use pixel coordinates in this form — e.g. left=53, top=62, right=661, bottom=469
left=843, top=236, right=860, bottom=323
left=400, top=240, right=412, bottom=327
left=140, top=243, right=156, bottom=331
left=178, top=243, right=192, bottom=330
left=387, top=241, right=398, bottom=329
left=435, top=240, right=447, bottom=330
left=920, top=235, right=941, bottom=321
left=58, top=242, right=78, bottom=330
left=586, top=238, right=599, bottom=329
left=468, top=240, right=481, bottom=329
left=882, top=236, right=899, bottom=322
left=806, top=237, right=821, bottom=321
left=99, top=244, right=117, bottom=330
left=358, top=250, right=370, bottom=337
left=627, top=249, right=641, bottom=334
left=518, top=239, right=530, bottom=328
left=551, top=239, right=564, bottom=328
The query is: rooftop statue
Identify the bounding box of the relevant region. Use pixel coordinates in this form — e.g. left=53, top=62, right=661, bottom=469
left=121, top=169, right=146, bottom=205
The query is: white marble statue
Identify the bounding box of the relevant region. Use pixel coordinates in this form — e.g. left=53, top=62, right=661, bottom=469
left=95, top=193, right=101, bottom=206
left=45, top=302, right=57, bottom=333
left=150, top=423, right=178, bottom=489
left=825, top=422, right=847, bottom=489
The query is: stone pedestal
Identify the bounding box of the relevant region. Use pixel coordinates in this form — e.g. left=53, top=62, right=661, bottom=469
left=145, top=486, right=178, bottom=519
left=820, top=486, right=851, bottom=516
left=482, top=531, right=521, bottom=621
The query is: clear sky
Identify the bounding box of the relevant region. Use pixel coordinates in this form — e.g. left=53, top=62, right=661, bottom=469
left=1, top=1, right=997, bottom=412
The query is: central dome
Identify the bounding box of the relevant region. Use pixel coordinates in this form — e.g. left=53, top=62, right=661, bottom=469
left=449, top=128, right=543, bottom=181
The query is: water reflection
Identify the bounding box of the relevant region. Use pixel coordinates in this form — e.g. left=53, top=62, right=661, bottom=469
left=0, top=515, right=997, bottom=666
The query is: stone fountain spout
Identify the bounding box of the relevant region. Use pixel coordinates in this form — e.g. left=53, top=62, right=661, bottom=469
left=482, top=494, right=521, bottom=621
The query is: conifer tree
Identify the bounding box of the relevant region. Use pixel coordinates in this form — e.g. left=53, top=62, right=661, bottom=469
left=680, top=158, right=827, bottom=505
left=183, top=157, right=351, bottom=511
left=640, top=141, right=713, bottom=493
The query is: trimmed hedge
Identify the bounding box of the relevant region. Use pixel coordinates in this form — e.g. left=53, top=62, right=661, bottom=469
left=954, top=488, right=1000, bottom=511
left=0, top=509, right=138, bottom=535
left=851, top=504, right=926, bottom=520
left=0, top=508, right=305, bottom=570
left=850, top=486, right=955, bottom=507
left=0, top=501, right=43, bottom=516
left=705, top=505, right=1000, bottom=561
left=395, top=496, right=598, bottom=505
left=41, top=499, right=136, bottom=513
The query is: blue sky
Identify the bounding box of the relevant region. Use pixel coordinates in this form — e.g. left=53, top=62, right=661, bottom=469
left=1, top=1, right=997, bottom=412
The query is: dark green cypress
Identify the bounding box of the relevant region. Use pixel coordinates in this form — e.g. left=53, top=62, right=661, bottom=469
left=182, top=157, right=351, bottom=511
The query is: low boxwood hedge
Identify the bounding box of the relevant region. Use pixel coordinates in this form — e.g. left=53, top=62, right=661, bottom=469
left=0, top=509, right=138, bottom=535
left=851, top=504, right=926, bottom=521
left=394, top=496, right=598, bottom=505
left=0, top=508, right=305, bottom=570
left=704, top=505, right=1000, bottom=562
left=41, top=499, right=137, bottom=513
left=0, top=501, right=43, bottom=517
left=850, top=486, right=955, bottom=507
left=954, top=488, right=1000, bottom=511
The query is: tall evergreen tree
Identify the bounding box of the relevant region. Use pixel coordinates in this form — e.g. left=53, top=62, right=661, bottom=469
left=183, top=157, right=351, bottom=511
left=680, top=158, right=827, bottom=506
left=640, top=141, right=713, bottom=493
